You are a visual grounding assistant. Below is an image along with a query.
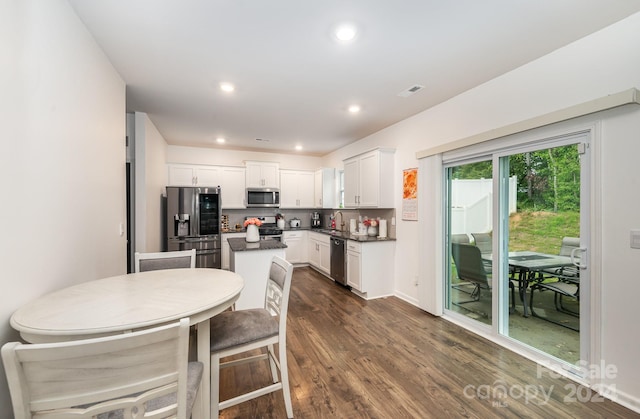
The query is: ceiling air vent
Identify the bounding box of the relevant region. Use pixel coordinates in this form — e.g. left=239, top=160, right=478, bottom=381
left=397, top=84, right=425, bottom=98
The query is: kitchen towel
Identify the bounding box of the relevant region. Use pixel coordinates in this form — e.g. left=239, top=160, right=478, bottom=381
left=378, top=219, right=387, bottom=238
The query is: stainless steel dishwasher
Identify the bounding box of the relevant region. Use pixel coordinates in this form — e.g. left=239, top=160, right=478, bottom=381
left=330, top=236, right=347, bottom=285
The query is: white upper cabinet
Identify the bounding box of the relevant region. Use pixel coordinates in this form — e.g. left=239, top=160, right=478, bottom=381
left=343, top=148, right=395, bottom=208
left=245, top=161, right=279, bottom=188
left=314, top=168, right=336, bottom=208
left=219, top=166, right=246, bottom=208
left=280, top=170, right=314, bottom=208
left=168, top=164, right=245, bottom=207
left=168, top=164, right=221, bottom=187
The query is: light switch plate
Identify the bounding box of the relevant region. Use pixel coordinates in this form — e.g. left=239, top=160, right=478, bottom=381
left=631, top=229, right=640, bottom=249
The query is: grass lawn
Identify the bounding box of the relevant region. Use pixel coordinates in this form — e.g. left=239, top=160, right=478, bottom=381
left=509, top=210, right=579, bottom=254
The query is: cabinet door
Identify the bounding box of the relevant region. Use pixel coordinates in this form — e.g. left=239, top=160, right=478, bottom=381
left=279, top=171, right=299, bottom=208
left=314, top=170, right=323, bottom=207
left=319, top=241, right=331, bottom=274
left=315, top=168, right=336, bottom=209
left=308, top=239, right=320, bottom=268
left=284, top=232, right=307, bottom=264
left=297, top=171, right=315, bottom=207
left=347, top=249, right=361, bottom=290
left=168, top=165, right=195, bottom=186
left=261, top=163, right=279, bottom=188
left=343, top=158, right=359, bottom=207
left=245, top=163, right=263, bottom=187
left=357, top=151, right=379, bottom=207
left=220, top=167, right=245, bottom=208
left=195, top=166, right=221, bottom=187
left=245, top=162, right=279, bottom=188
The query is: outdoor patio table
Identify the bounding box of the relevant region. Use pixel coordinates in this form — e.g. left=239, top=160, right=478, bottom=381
left=484, top=251, right=575, bottom=317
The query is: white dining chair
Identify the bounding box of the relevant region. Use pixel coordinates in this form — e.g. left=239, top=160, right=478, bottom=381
left=2, top=318, right=202, bottom=419
left=135, top=249, right=196, bottom=272
left=209, top=255, right=294, bottom=418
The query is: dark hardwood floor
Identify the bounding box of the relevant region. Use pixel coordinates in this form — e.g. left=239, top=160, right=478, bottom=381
left=219, top=267, right=638, bottom=418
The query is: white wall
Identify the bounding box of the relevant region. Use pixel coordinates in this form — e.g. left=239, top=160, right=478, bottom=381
left=323, top=11, right=640, bottom=411
left=167, top=145, right=323, bottom=171
left=133, top=112, right=168, bottom=253
left=598, top=106, right=640, bottom=407
left=0, top=1, right=126, bottom=415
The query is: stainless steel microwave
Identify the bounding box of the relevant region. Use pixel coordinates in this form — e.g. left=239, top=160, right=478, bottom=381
left=246, top=188, right=280, bottom=208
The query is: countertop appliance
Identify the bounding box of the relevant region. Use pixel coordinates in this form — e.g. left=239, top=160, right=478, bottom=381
left=311, top=211, right=321, bottom=228
left=245, top=215, right=283, bottom=241
left=246, top=188, right=280, bottom=208
left=289, top=218, right=300, bottom=228
left=166, top=186, right=222, bottom=268
left=330, top=236, right=347, bottom=285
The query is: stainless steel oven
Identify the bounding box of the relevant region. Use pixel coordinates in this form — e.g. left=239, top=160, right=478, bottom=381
left=245, top=215, right=283, bottom=241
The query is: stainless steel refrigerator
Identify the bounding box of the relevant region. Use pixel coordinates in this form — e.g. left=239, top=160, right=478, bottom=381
left=166, top=186, right=221, bottom=268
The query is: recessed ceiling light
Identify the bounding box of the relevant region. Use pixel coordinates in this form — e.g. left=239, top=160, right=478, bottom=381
left=348, top=104, right=361, bottom=113
left=295, top=145, right=303, bottom=151
left=220, top=82, right=235, bottom=92
left=216, top=137, right=226, bottom=144
left=334, top=23, right=357, bottom=42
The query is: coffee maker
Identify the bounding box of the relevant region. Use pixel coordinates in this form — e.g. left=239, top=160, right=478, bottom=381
left=311, top=211, right=322, bottom=228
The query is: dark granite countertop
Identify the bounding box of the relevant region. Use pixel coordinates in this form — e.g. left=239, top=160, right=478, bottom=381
left=223, top=227, right=395, bottom=242
left=227, top=237, right=288, bottom=252
left=307, top=228, right=396, bottom=242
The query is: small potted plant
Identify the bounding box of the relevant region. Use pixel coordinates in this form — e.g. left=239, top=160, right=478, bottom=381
left=362, top=218, right=378, bottom=237
left=244, top=217, right=262, bottom=242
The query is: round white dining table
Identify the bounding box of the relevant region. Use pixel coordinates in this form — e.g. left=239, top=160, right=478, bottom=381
left=10, top=268, right=244, bottom=419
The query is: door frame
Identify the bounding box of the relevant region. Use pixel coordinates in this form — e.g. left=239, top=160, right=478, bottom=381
left=440, top=122, right=601, bottom=385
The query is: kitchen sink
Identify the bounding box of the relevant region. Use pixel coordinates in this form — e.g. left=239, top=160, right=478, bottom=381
left=319, top=229, right=346, bottom=237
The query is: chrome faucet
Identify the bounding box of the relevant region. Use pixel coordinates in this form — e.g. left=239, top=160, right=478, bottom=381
left=335, top=211, right=345, bottom=232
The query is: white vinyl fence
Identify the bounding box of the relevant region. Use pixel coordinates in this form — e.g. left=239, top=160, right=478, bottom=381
left=450, top=176, right=517, bottom=235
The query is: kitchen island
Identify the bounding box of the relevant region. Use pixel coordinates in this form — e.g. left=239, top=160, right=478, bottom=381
left=227, top=237, right=287, bottom=309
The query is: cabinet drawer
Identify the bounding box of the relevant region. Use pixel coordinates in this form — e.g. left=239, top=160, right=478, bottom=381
left=308, top=232, right=329, bottom=244
left=284, top=231, right=304, bottom=239
left=346, top=241, right=361, bottom=253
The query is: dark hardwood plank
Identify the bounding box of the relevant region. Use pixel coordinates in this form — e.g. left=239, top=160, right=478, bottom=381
left=219, top=267, right=638, bottom=418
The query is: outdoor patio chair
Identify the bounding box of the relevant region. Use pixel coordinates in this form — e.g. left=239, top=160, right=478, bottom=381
left=471, top=232, right=492, bottom=256
left=451, top=234, right=470, bottom=244
left=541, top=236, right=580, bottom=279
left=451, top=243, right=515, bottom=315
left=530, top=237, right=580, bottom=331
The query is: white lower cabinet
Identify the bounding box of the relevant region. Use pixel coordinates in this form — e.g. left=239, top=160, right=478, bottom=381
left=346, top=241, right=362, bottom=290
left=283, top=230, right=307, bottom=264
left=308, top=231, right=330, bottom=275
left=222, top=232, right=246, bottom=270
left=346, top=239, right=395, bottom=299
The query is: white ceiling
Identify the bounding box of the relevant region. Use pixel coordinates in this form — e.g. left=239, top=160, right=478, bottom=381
left=68, top=0, right=640, bottom=157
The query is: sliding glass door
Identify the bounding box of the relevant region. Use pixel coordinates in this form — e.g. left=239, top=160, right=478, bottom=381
left=445, top=132, right=589, bottom=367
left=445, top=159, right=494, bottom=327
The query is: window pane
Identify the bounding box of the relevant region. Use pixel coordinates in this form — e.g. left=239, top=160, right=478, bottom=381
left=503, top=144, right=581, bottom=364
left=446, top=160, right=493, bottom=326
